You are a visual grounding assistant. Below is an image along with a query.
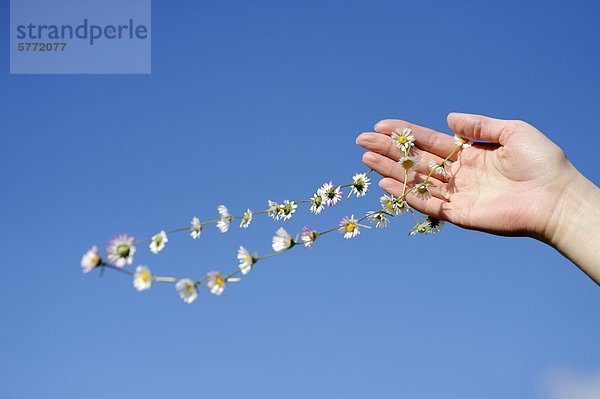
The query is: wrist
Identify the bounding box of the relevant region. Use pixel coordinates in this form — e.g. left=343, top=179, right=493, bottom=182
left=543, top=163, right=600, bottom=282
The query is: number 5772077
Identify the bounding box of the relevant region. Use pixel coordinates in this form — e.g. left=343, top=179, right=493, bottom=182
left=17, top=42, right=67, bottom=52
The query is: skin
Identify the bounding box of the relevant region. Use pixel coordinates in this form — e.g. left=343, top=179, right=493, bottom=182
left=357, top=112, right=600, bottom=284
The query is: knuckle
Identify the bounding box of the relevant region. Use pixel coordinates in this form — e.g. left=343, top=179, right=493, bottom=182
left=384, top=162, right=396, bottom=177
left=509, top=119, right=530, bottom=130
left=384, top=137, right=397, bottom=155
left=472, top=118, right=485, bottom=138
left=422, top=132, right=438, bottom=149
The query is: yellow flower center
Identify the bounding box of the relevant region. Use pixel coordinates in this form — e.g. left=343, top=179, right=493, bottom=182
left=89, top=255, right=99, bottom=265
left=215, top=275, right=225, bottom=287
left=185, top=284, right=194, bottom=293
left=418, top=185, right=428, bottom=194
left=140, top=272, right=150, bottom=283
left=401, top=159, right=414, bottom=169
left=244, top=255, right=252, bottom=264
left=345, top=223, right=356, bottom=233
left=398, top=136, right=408, bottom=144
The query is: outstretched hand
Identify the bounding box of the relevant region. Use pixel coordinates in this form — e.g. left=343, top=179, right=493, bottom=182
left=357, top=113, right=600, bottom=283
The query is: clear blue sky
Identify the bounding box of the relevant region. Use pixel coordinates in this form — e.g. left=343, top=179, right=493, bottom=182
left=1, top=1, right=599, bottom=398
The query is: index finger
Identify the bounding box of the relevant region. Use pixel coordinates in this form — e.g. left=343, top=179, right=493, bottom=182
left=374, top=119, right=456, bottom=159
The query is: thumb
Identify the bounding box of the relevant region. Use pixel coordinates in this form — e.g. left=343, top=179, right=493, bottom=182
left=447, top=112, right=514, bottom=144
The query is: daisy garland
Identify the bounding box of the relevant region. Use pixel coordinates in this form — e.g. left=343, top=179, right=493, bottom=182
left=82, top=137, right=470, bottom=304
left=130, top=170, right=377, bottom=246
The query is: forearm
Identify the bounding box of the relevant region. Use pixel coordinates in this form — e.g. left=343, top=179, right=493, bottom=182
left=546, top=165, right=600, bottom=284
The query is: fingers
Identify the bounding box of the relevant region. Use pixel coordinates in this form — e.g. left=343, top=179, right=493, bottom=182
left=372, top=119, right=456, bottom=159
left=447, top=112, right=517, bottom=144
left=362, top=152, right=450, bottom=201
left=379, top=177, right=452, bottom=220
left=356, top=132, right=449, bottom=180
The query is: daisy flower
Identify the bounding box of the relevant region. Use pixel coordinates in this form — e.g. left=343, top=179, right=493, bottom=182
left=301, top=227, right=319, bottom=247
left=81, top=245, right=101, bottom=273
left=206, top=271, right=227, bottom=296
left=272, top=227, right=293, bottom=252
left=366, top=211, right=389, bottom=228
left=133, top=265, right=153, bottom=291
left=281, top=200, right=297, bottom=221
left=106, top=234, right=136, bottom=268
left=414, top=182, right=432, bottom=200
left=429, top=160, right=448, bottom=178
left=216, top=205, right=233, bottom=233
left=309, top=193, right=325, bottom=214
left=454, top=134, right=472, bottom=149
left=149, top=230, right=168, bottom=254
left=409, top=221, right=429, bottom=236
left=319, top=181, right=342, bottom=207
left=391, top=127, right=415, bottom=153
left=398, top=154, right=420, bottom=172
left=409, top=216, right=444, bottom=236
left=237, top=246, right=255, bottom=275
left=240, top=209, right=253, bottom=228
left=425, top=216, right=444, bottom=233
left=267, top=200, right=284, bottom=220
left=190, top=217, right=202, bottom=239
left=176, top=278, right=198, bottom=304
left=339, top=215, right=360, bottom=239
left=380, top=194, right=407, bottom=216
left=349, top=173, right=371, bottom=197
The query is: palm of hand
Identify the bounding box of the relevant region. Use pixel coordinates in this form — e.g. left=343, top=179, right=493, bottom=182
left=446, top=133, right=567, bottom=237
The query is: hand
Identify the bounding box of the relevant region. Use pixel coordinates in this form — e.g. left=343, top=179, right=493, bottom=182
left=357, top=113, right=600, bottom=283
left=357, top=113, right=571, bottom=238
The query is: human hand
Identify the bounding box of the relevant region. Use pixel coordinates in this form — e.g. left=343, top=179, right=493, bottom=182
left=357, top=113, right=573, bottom=239
left=357, top=113, right=600, bottom=282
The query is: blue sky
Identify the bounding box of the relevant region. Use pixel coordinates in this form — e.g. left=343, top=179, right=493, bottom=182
left=1, top=1, right=599, bottom=398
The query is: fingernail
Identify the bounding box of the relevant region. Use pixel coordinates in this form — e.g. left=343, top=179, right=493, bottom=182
left=357, top=133, right=375, bottom=146
left=356, top=133, right=367, bottom=145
